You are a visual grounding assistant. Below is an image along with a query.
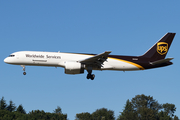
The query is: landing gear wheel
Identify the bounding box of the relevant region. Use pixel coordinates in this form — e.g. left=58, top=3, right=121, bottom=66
left=86, top=74, right=95, bottom=80
left=86, top=67, right=95, bottom=80
left=86, top=74, right=91, bottom=79
left=90, top=74, right=95, bottom=80
left=23, top=72, right=26, bottom=75
left=21, top=65, right=27, bottom=75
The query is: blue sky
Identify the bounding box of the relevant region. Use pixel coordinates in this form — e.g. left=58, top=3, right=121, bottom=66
left=0, top=1, right=180, bottom=119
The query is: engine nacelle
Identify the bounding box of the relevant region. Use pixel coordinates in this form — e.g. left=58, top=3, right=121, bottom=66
left=64, top=62, right=85, bottom=74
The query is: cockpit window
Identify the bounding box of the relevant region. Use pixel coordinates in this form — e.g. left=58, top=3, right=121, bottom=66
left=9, top=55, right=15, bottom=57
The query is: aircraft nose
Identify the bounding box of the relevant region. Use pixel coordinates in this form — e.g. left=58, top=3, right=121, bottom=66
left=4, top=57, right=9, bottom=63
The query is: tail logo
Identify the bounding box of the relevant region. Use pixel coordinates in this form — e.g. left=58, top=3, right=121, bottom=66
left=157, top=42, right=168, bottom=55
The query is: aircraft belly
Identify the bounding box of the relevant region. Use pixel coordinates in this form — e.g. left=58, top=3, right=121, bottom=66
left=13, top=58, right=60, bottom=67
left=32, top=59, right=60, bottom=66
left=103, top=59, right=140, bottom=71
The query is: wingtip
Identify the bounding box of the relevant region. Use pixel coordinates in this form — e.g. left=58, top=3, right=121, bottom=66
left=105, top=51, right=112, bottom=53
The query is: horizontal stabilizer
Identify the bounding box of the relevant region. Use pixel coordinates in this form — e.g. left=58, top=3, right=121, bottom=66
left=150, top=58, right=174, bottom=65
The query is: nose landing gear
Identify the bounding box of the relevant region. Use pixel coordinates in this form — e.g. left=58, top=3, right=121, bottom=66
left=21, top=65, right=26, bottom=75
left=23, top=72, right=26, bottom=75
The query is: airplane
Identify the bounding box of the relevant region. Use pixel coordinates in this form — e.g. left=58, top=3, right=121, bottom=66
left=4, top=33, right=176, bottom=80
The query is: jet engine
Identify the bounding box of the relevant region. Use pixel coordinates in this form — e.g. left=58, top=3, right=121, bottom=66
left=64, top=62, right=85, bottom=74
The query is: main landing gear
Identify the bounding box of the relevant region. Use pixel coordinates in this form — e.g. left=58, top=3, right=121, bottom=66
left=86, top=68, right=95, bottom=80
left=87, top=73, right=95, bottom=80
left=21, top=65, right=26, bottom=75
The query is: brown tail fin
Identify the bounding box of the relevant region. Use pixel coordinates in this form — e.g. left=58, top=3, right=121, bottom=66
left=141, top=33, right=176, bottom=61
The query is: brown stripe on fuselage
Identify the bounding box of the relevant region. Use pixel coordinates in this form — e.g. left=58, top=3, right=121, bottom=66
left=108, top=55, right=172, bottom=70
left=67, top=53, right=172, bottom=70
left=108, top=55, right=146, bottom=70
left=71, top=53, right=150, bottom=69
left=108, top=57, right=144, bottom=70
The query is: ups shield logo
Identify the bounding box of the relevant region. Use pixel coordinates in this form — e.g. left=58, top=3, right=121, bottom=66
left=157, top=42, right=168, bottom=55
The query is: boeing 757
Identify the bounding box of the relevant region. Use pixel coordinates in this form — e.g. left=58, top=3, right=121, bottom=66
left=4, top=33, right=176, bottom=80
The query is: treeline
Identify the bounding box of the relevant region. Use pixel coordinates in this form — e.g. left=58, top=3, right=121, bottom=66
left=0, top=94, right=179, bottom=120
left=0, top=97, right=67, bottom=120
left=76, top=94, right=179, bottom=120
left=117, top=94, right=179, bottom=120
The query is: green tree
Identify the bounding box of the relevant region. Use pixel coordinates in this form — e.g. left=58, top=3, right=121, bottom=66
left=0, top=109, right=12, bottom=120
left=28, top=110, right=47, bottom=119
left=131, top=94, right=162, bottom=119
left=16, top=104, right=26, bottom=114
left=174, top=115, right=179, bottom=120
left=28, top=109, right=67, bottom=120
left=118, top=94, right=164, bottom=120
left=131, top=94, right=162, bottom=112
left=7, top=100, right=16, bottom=112
left=157, top=111, right=171, bottom=120
left=53, top=106, right=62, bottom=114
left=118, top=94, right=179, bottom=120
left=117, top=99, right=138, bottom=120
left=162, top=103, right=176, bottom=117
left=0, top=97, right=7, bottom=110
left=91, top=108, right=115, bottom=120
left=76, top=112, right=92, bottom=120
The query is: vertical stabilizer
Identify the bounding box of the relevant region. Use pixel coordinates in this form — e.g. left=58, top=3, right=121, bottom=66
left=142, top=33, right=176, bottom=61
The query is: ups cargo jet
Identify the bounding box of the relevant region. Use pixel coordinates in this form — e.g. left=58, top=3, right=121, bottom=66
left=4, top=33, right=175, bottom=80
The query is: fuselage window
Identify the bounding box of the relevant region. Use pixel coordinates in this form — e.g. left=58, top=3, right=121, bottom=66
left=9, top=55, right=15, bottom=57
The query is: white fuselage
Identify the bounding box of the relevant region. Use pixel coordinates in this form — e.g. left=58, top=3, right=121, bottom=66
left=4, top=51, right=141, bottom=72
left=4, top=33, right=175, bottom=79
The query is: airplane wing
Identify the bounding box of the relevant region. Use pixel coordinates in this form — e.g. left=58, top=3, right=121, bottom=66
left=150, top=58, right=174, bottom=65
left=80, top=51, right=112, bottom=67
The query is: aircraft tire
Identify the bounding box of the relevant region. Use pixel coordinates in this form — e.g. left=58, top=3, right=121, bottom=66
left=87, top=74, right=91, bottom=79
left=91, top=74, right=95, bottom=80
left=23, top=72, right=26, bottom=75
